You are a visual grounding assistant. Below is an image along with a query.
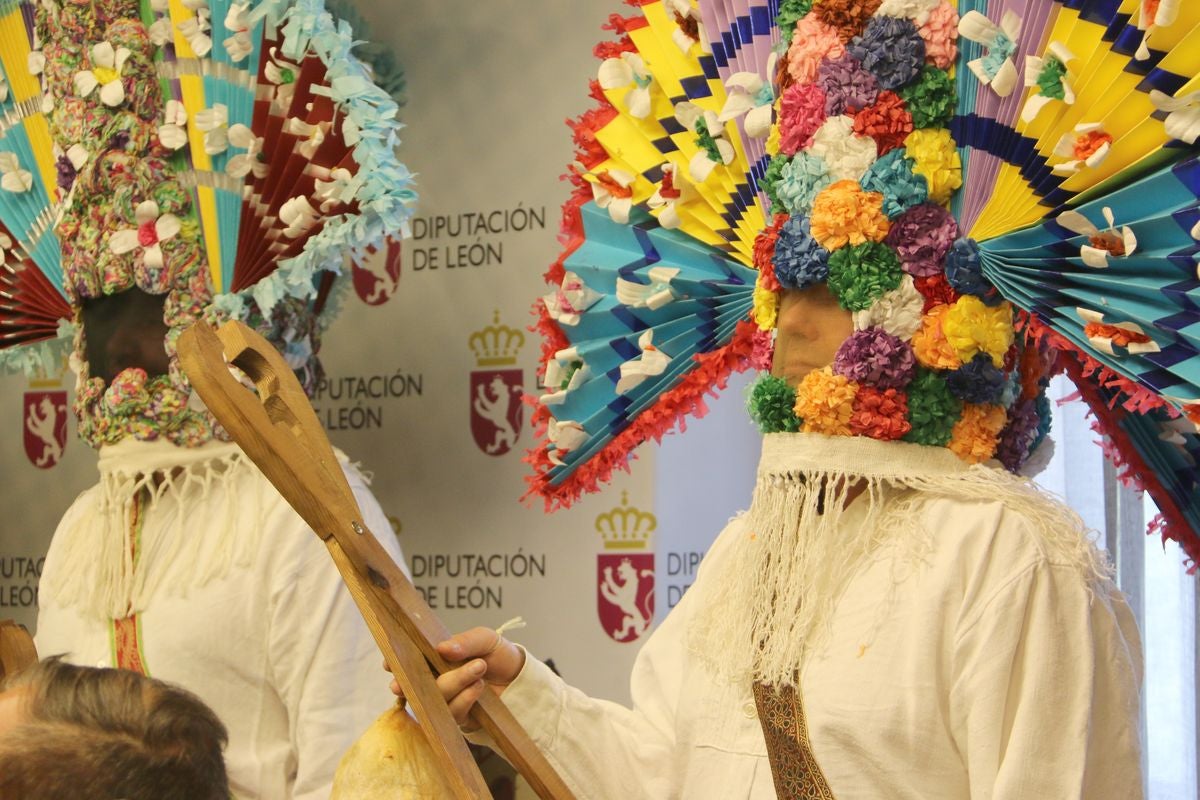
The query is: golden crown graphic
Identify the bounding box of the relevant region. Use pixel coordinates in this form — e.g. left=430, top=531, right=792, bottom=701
left=27, top=356, right=69, bottom=389
left=469, top=310, right=525, bottom=368
left=596, top=492, right=656, bottom=551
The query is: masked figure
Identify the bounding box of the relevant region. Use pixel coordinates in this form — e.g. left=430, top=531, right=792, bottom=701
left=0, top=0, right=415, bottom=796
left=425, top=1, right=1197, bottom=796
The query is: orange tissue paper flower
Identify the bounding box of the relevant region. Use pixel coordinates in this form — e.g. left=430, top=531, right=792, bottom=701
left=911, top=303, right=963, bottom=370
left=1073, top=129, right=1113, bottom=160
left=754, top=213, right=788, bottom=291
left=948, top=403, right=1008, bottom=463
left=809, top=180, right=890, bottom=251
left=1084, top=322, right=1152, bottom=348
left=852, top=91, right=913, bottom=156
left=815, top=0, right=884, bottom=44
left=794, top=367, right=859, bottom=436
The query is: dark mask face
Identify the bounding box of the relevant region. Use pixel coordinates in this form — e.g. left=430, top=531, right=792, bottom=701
left=80, top=288, right=171, bottom=387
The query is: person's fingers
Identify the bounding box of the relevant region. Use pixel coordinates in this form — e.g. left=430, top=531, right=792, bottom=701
left=446, top=680, right=487, bottom=728
left=436, top=627, right=526, bottom=687
left=389, top=677, right=402, bottom=698
left=436, top=627, right=503, bottom=661
left=436, top=658, right=487, bottom=701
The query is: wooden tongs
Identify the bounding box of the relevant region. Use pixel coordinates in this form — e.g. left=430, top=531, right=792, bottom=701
left=178, top=320, right=575, bottom=800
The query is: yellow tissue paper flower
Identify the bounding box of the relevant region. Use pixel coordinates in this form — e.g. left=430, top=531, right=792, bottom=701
left=911, top=304, right=963, bottom=370
left=943, top=296, right=1014, bottom=368
left=765, top=102, right=782, bottom=157
left=753, top=282, right=779, bottom=331
left=904, top=128, right=962, bottom=205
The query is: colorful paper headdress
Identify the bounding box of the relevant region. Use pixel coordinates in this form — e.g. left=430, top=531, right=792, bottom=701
left=0, top=0, right=415, bottom=448
left=527, top=0, right=1200, bottom=568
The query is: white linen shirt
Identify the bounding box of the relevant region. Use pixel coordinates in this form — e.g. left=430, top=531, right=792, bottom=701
left=36, top=441, right=407, bottom=800
left=500, top=494, right=1144, bottom=799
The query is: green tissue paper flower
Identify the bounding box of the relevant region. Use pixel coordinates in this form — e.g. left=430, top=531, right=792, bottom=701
left=827, top=241, right=903, bottom=312
left=903, top=368, right=963, bottom=446
left=1036, top=56, right=1069, bottom=100
left=762, top=152, right=792, bottom=215
left=748, top=373, right=802, bottom=434
left=898, top=66, right=956, bottom=129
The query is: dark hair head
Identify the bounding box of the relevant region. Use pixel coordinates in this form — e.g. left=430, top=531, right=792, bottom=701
left=0, top=657, right=229, bottom=800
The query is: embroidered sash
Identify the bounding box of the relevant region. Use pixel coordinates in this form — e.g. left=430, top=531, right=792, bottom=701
left=753, top=681, right=835, bottom=799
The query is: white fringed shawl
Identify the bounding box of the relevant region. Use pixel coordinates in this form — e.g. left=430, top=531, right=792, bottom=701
left=42, top=439, right=263, bottom=620
left=689, top=432, right=1110, bottom=689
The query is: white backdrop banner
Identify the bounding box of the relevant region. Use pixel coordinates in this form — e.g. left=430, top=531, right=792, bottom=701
left=0, top=0, right=763, bottom=707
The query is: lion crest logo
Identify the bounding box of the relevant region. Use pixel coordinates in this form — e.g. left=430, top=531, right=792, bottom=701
left=468, top=311, right=525, bottom=457
left=23, top=390, right=67, bottom=469
left=351, top=237, right=403, bottom=306
left=595, top=493, right=656, bottom=643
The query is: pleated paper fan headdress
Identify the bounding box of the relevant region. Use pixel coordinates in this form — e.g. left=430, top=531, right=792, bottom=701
left=0, top=0, right=415, bottom=449
left=527, top=0, right=1200, bottom=569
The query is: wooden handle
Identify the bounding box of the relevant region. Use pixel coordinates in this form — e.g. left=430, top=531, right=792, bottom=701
left=0, top=620, right=37, bottom=683
left=178, top=320, right=577, bottom=800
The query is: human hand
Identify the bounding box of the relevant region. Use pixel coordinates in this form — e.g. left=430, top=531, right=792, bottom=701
left=386, top=626, right=525, bottom=732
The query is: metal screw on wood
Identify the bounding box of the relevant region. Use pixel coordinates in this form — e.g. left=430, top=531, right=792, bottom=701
left=352, top=521, right=365, bottom=535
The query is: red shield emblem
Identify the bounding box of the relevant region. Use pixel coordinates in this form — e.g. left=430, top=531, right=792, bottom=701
left=469, top=369, right=523, bottom=456
left=597, top=553, right=655, bottom=643
left=351, top=237, right=403, bottom=306
left=23, top=390, right=67, bottom=469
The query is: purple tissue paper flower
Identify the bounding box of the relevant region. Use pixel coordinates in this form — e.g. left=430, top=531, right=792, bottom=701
left=817, top=54, right=879, bottom=116
left=885, top=202, right=958, bottom=277
left=833, top=327, right=916, bottom=389
left=997, top=398, right=1040, bottom=471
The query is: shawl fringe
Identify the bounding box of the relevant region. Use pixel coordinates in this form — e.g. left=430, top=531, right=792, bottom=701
left=689, top=433, right=1111, bottom=689
left=42, top=440, right=263, bottom=620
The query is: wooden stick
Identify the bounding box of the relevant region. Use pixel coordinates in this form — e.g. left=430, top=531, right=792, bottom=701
left=178, top=320, right=576, bottom=800
left=0, top=620, right=37, bottom=683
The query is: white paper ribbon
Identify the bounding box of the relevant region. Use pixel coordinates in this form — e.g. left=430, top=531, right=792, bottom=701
left=1150, top=89, right=1200, bottom=145
left=546, top=417, right=587, bottom=465
left=279, top=195, right=320, bottom=238
left=598, top=52, right=652, bottom=120
left=194, top=103, right=231, bottom=155
left=615, top=330, right=671, bottom=395
left=616, top=266, right=681, bottom=310
left=73, top=42, right=131, bottom=107
left=544, top=271, right=603, bottom=327
left=1076, top=308, right=1160, bottom=355
left=541, top=347, right=590, bottom=406
left=591, top=168, right=636, bottom=225
left=1056, top=206, right=1136, bottom=268
left=959, top=10, right=1021, bottom=97
left=1051, top=122, right=1111, bottom=175
left=0, top=152, right=32, bottom=194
